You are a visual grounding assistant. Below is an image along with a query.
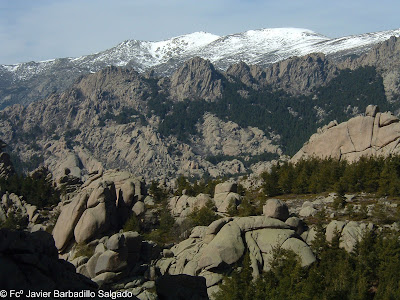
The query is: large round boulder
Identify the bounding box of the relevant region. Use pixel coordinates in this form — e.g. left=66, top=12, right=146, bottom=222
left=52, top=192, right=89, bottom=251
left=263, top=199, right=289, bottom=221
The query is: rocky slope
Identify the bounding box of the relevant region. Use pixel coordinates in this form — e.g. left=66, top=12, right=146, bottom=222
left=226, top=53, right=338, bottom=95
left=49, top=172, right=317, bottom=298
left=47, top=169, right=392, bottom=298
left=169, top=57, right=224, bottom=101
left=292, top=105, right=400, bottom=162
left=340, top=36, right=400, bottom=104
left=0, top=59, right=284, bottom=182
left=2, top=35, right=400, bottom=181
left=1, top=27, right=400, bottom=108
left=1, top=143, right=398, bottom=299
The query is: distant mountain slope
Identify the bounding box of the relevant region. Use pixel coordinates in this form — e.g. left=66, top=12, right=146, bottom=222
left=0, top=57, right=392, bottom=181
left=1, top=27, right=399, bottom=108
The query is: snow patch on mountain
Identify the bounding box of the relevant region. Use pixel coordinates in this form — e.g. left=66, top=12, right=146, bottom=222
left=2, top=27, right=400, bottom=81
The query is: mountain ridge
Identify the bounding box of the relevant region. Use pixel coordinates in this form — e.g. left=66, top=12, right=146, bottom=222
left=3, top=27, right=400, bottom=74
left=1, top=27, right=400, bottom=109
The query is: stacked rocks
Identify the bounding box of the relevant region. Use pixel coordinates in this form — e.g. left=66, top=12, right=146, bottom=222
left=52, top=170, right=147, bottom=252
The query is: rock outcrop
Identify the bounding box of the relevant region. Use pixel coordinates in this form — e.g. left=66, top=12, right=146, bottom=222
left=168, top=181, right=241, bottom=218
left=196, top=112, right=281, bottom=157
left=76, top=231, right=143, bottom=285
left=156, top=215, right=316, bottom=296
left=169, top=57, right=224, bottom=102
left=68, top=230, right=161, bottom=299
left=227, top=54, right=338, bottom=95
left=0, top=65, right=282, bottom=183
left=264, top=53, right=338, bottom=95
left=340, top=36, right=400, bottom=102
left=169, top=193, right=213, bottom=220
left=292, top=105, right=400, bottom=163
left=325, top=220, right=374, bottom=252
left=53, top=170, right=147, bottom=252
left=263, top=198, right=289, bottom=221
left=213, top=182, right=241, bottom=213
left=0, top=190, right=56, bottom=232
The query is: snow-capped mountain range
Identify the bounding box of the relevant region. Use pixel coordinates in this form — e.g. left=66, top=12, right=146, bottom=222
left=0, top=27, right=399, bottom=109
left=2, top=27, right=400, bottom=81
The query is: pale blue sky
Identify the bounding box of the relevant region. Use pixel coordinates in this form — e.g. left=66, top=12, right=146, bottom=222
left=0, top=0, right=399, bottom=65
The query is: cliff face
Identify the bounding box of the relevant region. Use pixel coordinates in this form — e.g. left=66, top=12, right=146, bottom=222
left=340, top=36, right=400, bottom=103
left=0, top=60, right=281, bottom=181
left=292, top=105, right=400, bottom=163
left=169, top=57, right=224, bottom=101
left=2, top=37, right=400, bottom=182
left=226, top=53, right=338, bottom=95
left=264, top=53, right=338, bottom=95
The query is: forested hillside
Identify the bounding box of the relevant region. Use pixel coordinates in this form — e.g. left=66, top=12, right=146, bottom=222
left=149, top=66, right=390, bottom=155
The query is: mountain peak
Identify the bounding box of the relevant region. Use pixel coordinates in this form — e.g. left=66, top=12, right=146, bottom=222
left=170, top=57, right=223, bottom=101
left=2, top=27, right=400, bottom=108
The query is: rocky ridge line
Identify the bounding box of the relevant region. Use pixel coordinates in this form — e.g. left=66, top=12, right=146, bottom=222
left=1, top=28, right=400, bottom=108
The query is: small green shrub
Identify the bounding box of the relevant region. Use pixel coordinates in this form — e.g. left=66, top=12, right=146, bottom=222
left=332, top=195, right=347, bottom=210
left=0, top=169, right=60, bottom=208
left=0, top=208, right=28, bottom=230
left=74, top=243, right=95, bottom=258
left=188, top=201, right=219, bottom=227
left=123, top=214, right=140, bottom=232
left=371, top=202, right=395, bottom=224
